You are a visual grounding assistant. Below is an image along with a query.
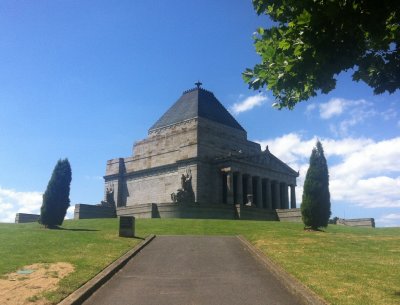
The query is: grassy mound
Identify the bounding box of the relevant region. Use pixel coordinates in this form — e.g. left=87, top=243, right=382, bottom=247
left=1, top=219, right=399, bottom=304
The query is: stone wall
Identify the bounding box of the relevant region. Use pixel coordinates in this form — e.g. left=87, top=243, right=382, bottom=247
left=337, top=218, right=375, bottom=228
left=117, top=203, right=235, bottom=219
left=15, top=213, right=40, bottom=223
left=235, top=205, right=278, bottom=221
left=124, top=169, right=180, bottom=205
left=74, top=204, right=116, bottom=220
left=130, top=119, right=198, bottom=171
left=116, top=203, right=300, bottom=222
left=197, top=117, right=259, bottom=158
left=276, top=208, right=302, bottom=222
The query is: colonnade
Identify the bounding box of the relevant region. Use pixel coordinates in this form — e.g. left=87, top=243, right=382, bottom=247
left=221, top=170, right=296, bottom=209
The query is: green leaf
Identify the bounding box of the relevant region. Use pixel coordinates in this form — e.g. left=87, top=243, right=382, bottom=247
left=242, top=69, right=254, bottom=82
left=244, top=0, right=400, bottom=109
left=297, top=9, right=311, bottom=25
left=278, top=40, right=291, bottom=50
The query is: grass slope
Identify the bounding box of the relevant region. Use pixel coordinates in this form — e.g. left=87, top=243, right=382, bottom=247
left=0, top=219, right=399, bottom=305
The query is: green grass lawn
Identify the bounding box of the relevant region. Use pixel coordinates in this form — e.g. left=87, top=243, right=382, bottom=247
left=0, top=218, right=399, bottom=305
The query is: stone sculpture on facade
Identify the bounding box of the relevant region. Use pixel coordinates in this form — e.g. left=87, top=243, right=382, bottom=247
left=171, top=168, right=195, bottom=204
left=100, top=184, right=115, bottom=207
left=246, top=194, right=254, bottom=207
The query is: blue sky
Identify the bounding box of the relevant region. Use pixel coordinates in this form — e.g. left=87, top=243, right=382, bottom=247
left=1, top=1, right=399, bottom=226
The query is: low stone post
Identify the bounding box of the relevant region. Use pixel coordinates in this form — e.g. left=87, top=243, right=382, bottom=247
left=119, top=216, right=135, bottom=237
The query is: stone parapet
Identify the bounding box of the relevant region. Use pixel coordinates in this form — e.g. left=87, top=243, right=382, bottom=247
left=117, top=203, right=287, bottom=221
left=15, top=213, right=40, bottom=223
left=117, top=203, right=235, bottom=220
left=155, top=203, right=235, bottom=219
left=276, top=208, right=302, bottom=222
left=74, top=204, right=116, bottom=220
left=337, top=218, right=375, bottom=228
left=235, top=205, right=278, bottom=221
left=117, top=203, right=153, bottom=219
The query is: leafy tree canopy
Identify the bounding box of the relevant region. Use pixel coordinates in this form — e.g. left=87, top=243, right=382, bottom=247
left=243, top=0, right=400, bottom=109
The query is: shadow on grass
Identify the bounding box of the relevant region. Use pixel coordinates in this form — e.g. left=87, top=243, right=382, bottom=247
left=303, top=227, right=326, bottom=232
left=46, top=226, right=100, bottom=232
left=394, top=291, right=400, bottom=297
left=119, top=236, right=146, bottom=240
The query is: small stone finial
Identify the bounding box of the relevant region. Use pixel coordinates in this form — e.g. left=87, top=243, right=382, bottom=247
left=195, top=81, right=202, bottom=89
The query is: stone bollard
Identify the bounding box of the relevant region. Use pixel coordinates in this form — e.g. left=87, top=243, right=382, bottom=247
left=119, top=216, right=135, bottom=237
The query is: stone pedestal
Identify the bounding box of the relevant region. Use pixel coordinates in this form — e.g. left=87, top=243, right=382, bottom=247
left=119, top=216, right=135, bottom=237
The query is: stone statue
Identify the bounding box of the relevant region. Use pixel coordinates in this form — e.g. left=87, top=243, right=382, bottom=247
left=171, top=168, right=195, bottom=204
left=100, top=184, right=115, bottom=207
left=245, top=194, right=254, bottom=207
left=181, top=174, right=186, bottom=189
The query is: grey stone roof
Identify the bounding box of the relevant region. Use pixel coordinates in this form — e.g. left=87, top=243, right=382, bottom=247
left=149, top=87, right=245, bottom=132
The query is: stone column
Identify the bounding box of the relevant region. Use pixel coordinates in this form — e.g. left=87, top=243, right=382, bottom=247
left=281, top=182, right=289, bottom=209
left=266, top=179, right=272, bottom=209
left=226, top=171, right=234, bottom=205
left=236, top=172, right=243, bottom=206
left=256, top=177, right=262, bottom=208
left=247, top=175, right=253, bottom=205
left=217, top=171, right=223, bottom=203
left=274, top=181, right=281, bottom=209
left=116, top=158, right=126, bottom=207
left=290, top=185, right=296, bottom=209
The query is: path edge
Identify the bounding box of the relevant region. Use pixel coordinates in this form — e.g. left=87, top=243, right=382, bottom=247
left=237, top=235, right=327, bottom=305
left=58, top=234, right=156, bottom=305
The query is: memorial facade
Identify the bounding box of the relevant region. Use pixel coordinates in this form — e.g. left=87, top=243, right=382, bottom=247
left=103, top=84, right=299, bottom=219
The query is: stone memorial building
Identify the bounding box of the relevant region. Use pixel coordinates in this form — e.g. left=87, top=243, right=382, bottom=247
left=102, top=83, right=299, bottom=220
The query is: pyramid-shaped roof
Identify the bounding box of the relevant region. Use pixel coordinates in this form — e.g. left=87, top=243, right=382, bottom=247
left=149, top=86, right=245, bottom=132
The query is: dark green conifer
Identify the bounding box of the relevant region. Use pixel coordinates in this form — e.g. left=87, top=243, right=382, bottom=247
left=301, top=141, right=331, bottom=230
left=39, top=159, right=72, bottom=228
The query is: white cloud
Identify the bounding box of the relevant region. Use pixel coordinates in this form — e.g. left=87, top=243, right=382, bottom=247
left=255, top=134, right=400, bottom=213
left=0, top=187, right=76, bottom=223
left=337, top=104, right=376, bottom=135
left=381, top=108, right=397, bottom=121
left=307, top=98, right=379, bottom=136
left=305, top=103, right=317, bottom=116
left=315, top=98, right=371, bottom=121
left=84, top=175, right=103, bottom=181
left=0, top=187, right=42, bottom=223
left=377, top=213, right=400, bottom=227
left=66, top=206, right=74, bottom=219
left=230, top=94, right=267, bottom=115
left=331, top=138, right=400, bottom=179
left=319, top=98, right=346, bottom=119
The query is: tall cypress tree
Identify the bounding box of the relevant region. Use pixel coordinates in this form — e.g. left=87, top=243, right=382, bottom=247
left=301, top=141, right=331, bottom=230
left=39, top=159, right=72, bottom=228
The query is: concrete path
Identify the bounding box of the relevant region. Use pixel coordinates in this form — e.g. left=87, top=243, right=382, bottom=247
left=82, top=236, right=302, bottom=305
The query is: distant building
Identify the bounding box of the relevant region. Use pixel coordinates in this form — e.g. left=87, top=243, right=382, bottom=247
left=103, top=84, right=299, bottom=219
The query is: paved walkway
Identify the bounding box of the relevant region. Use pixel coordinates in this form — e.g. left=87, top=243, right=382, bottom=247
left=83, top=236, right=302, bottom=305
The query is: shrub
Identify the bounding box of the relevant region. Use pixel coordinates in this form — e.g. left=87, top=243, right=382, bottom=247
left=301, top=141, right=331, bottom=230
left=39, top=159, right=72, bottom=228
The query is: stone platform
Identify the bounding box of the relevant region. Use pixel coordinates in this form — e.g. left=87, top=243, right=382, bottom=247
left=15, top=213, right=40, bottom=223
left=116, top=203, right=301, bottom=221
left=73, top=202, right=303, bottom=222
